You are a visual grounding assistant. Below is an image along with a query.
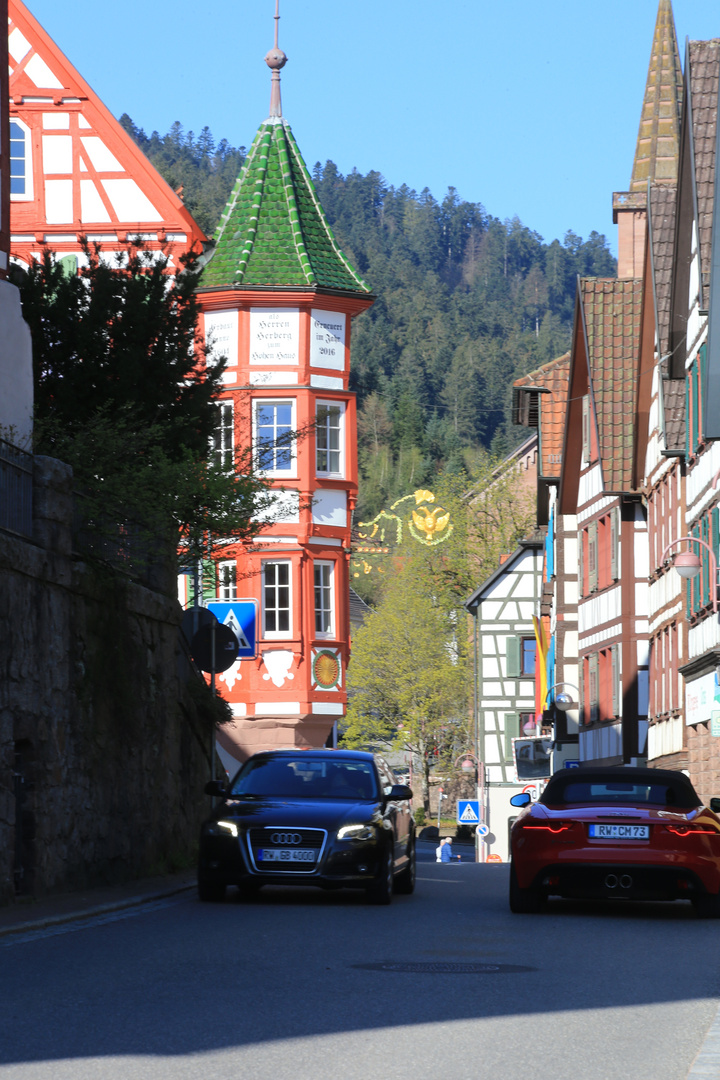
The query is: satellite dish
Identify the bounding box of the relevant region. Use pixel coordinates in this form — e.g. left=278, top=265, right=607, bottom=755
left=191, top=622, right=240, bottom=673
left=181, top=606, right=217, bottom=647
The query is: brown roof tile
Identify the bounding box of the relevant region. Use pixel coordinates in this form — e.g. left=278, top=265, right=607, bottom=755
left=688, top=39, right=720, bottom=311
left=648, top=182, right=685, bottom=449
left=581, top=278, right=643, bottom=491
left=513, top=352, right=570, bottom=478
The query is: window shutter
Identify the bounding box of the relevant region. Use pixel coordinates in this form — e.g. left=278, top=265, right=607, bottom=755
left=579, top=529, right=585, bottom=599
left=588, top=520, right=598, bottom=593
left=713, top=509, right=720, bottom=610
left=579, top=662, right=585, bottom=727
left=582, top=395, right=590, bottom=463
left=589, top=654, right=599, bottom=723
left=504, top=712, right=520, bottom=761
left=610, top=508, right=619, bottom=581
left=611, top=644, right=620, bottom=717
left=506, top=637, right=521, bottom=678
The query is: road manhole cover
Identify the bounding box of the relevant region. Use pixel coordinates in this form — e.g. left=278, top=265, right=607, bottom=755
left=354, top=962, right=536, bottom=974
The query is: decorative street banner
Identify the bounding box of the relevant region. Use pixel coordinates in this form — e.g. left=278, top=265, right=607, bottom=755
left=249, top=308, right=299, bottom=365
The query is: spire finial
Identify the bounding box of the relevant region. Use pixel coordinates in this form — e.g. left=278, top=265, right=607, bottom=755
left=265, top=0, right=287, bottom=118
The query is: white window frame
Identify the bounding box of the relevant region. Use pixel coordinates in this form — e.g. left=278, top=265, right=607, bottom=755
left=313, top=560, right=335, bottom=638
left=10, top=118, right=34, bottom=202
left=253, top=398, right=296, bottom=478
left=211, top=400, right=234, bottom=473
left=315, top=400, right=345, bottom=478
left=262, top=560, right=292, bottom=639
left=217, top=560, right=237, bottom=600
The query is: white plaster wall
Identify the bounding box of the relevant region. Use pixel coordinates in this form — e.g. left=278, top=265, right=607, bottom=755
left=0, top=281, right=33, bottom=447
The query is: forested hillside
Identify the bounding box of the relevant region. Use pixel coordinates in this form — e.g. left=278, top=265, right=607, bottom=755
left=120, top=118, right=616, bottom=517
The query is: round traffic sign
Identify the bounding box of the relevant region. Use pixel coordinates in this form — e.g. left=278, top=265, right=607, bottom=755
left=475, top=822, right=489, bottom=837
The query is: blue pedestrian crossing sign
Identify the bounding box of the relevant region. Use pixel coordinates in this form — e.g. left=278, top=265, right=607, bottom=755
left=207, top=600, right=258, bottom=659
left=457, top=800, right=480, bottom=824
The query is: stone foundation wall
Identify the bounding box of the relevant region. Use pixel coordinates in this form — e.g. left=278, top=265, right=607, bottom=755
left=687, top=723, right=720, bottom=807
left=0, top=456, right=213, bottom=904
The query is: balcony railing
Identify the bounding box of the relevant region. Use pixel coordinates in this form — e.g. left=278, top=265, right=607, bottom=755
left=0, top=438, right=32, bottom=539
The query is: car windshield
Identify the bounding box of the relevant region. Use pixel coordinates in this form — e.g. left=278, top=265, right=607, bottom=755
left=229, top=757, right=378, bottom=800
left=542, top=774, right=700, bottom=809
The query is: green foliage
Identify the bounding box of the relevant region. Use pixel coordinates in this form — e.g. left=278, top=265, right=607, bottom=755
left=12, top=240, right=272, bottom=581
left=309, top=167, right=614, bottom=514
left=414, top=807, right=426, bottom=827
left=344, top=559, right=469, bottom=811
left=119, top=115, right=246, bottom=237
left=120, top=117, right=616, bottom=511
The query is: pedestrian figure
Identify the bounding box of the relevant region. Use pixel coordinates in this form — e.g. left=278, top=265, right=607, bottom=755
left=439, top=837, right=461, bottom=862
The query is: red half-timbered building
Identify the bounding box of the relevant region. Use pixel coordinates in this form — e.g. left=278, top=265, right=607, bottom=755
left=8, top=0, right=205, bottom=271
left=193, top=29, right=374, bottom=767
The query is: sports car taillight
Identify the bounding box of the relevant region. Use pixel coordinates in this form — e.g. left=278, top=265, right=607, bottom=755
left=521, top=821, right=575, bottom=833
left=663, top=823, right=717, bottom=836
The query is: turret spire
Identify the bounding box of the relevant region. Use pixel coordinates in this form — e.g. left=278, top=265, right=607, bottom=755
left=265, top=0, right=287, bottom=119
left=630, top=0, right=683, bottom=190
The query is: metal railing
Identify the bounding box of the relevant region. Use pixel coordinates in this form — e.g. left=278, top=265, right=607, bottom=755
left=0, top=438, right=32, bottom=539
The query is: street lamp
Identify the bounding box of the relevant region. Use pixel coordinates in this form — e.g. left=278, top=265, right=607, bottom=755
left=544, top=681, right=580, bottom=712
left=662, top=538, right=718, bottom=614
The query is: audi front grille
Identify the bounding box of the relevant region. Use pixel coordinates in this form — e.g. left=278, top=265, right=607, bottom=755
left=246, top=827, right=328, bottom=874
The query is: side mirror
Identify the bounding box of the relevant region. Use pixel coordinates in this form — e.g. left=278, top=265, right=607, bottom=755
left=204, top=780, right=226, bottom=798
left=510, top=792, right=532, bottom=808
left=710, top=798, right=720, bottom=814
left=388, top=784, right=413, bottom=801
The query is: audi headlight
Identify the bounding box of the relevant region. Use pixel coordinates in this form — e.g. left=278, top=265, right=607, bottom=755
left=337, top=823, right=376, bottom=841
left=206, top=820, right=238, bottom=838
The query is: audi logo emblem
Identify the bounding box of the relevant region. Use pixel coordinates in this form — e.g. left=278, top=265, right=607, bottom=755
left=271, top=832, right=302, bottom=845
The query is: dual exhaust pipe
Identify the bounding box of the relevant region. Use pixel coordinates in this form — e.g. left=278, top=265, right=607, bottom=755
left=605, top=873, right=633, bottom=890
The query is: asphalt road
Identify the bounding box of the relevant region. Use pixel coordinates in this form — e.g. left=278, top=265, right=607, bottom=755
left=1, top=845, right=719, bottom=1080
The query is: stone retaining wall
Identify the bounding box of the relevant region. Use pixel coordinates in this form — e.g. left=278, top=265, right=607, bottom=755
left=0, top=456, right=213, bottom=904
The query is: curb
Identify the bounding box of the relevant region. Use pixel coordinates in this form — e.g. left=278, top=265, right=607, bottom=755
left=0, top=880, right=195, bottom=940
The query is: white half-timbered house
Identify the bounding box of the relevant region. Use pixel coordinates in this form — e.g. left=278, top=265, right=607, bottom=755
left=465, top=540, right=543, bottom=862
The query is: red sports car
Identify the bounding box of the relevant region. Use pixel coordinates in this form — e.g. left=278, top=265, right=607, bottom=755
left=509, top=766, right=720, bottom=917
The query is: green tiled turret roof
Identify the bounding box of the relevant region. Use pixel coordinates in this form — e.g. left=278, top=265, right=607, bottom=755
left=201, top=118, right=371, bottom=293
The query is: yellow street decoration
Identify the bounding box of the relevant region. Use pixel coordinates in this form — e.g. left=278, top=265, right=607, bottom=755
left=352, top=488, right=454, bottom=578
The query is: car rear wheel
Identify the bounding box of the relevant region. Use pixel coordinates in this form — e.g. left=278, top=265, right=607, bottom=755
left=693, top=891, right=720, bottom=918
left=509, top=861, right=542, bottom=914
left=394, top=838, right=416, bottom=895
left=367, top=848, right=393, bottom=905
left=198, top=879, right=226, bottom=903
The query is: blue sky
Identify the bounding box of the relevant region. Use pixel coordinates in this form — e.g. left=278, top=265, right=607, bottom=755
left=24, top=0, right=720, bottom=253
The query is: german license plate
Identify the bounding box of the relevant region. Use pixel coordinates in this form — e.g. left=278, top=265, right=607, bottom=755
left=258, top=848, right=316, bottom=863
left=588, top=824, right=649, bottom=840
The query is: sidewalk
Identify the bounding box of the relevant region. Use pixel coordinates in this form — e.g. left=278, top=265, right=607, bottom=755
left=0, top=869, right=196, bottom=940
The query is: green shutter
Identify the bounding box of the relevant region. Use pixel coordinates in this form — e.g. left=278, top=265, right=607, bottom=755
left=702, top=515, right=711, bottom=607
left=579, top=662, right=585, bottom=727
left=692, top=360, right=699, bottom=453
left=589, top=654, right=599, bottom=723
left=505, top=712, right=520, bottom=760
left=699, top=344, right=707, bottom=444
left=506, top=637, right=521, bottom=678
left=579, top=528, right=585, bottom=599
left=686, top=368, right=691, bottom=458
